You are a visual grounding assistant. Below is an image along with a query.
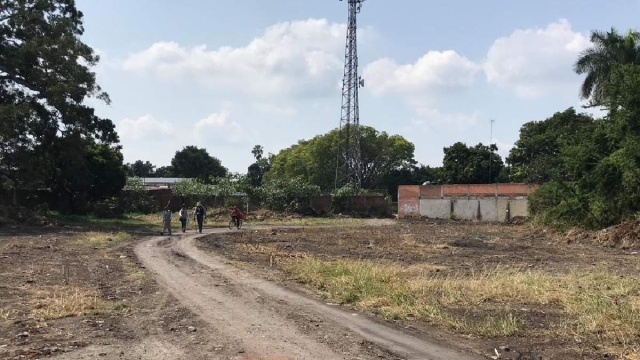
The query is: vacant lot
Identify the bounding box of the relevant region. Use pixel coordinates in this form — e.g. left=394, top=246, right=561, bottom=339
left=198, top=221, right=640, bottom=360
left=0, top=225, right=211, bottom=360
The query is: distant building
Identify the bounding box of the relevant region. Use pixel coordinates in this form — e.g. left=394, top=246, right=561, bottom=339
left=138, top=177, right=187, bottom=189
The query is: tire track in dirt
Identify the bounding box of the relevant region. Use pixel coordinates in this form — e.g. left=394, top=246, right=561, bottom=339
left=134, top=227, right=482, bottom=360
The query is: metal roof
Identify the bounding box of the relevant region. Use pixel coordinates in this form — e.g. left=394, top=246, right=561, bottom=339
left=140, top=178, right=188, bottom=184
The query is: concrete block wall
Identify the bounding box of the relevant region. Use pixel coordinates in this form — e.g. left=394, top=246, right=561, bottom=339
left=398, top=183, right=539, bottom=221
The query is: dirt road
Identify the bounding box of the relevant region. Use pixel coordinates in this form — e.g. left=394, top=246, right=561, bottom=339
left=128, top=228, right=482, bottom=360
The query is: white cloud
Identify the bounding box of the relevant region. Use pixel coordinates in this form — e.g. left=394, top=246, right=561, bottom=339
left=122, top=19, right=360, bottom=97
left=193, top=110, right=245, bottom=144
left=363, top=51, right=480, bottom=95
left=117, top=115, right=174, bottom=141
left=252, top=103, right=297, bottom=116
left=492, top=138, right=514, bottom=158
left=483, top=19, right=590, bottom=98
left=410, top=104, right=479, bottom=132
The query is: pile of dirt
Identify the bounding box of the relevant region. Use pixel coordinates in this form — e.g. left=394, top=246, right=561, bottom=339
left=564, top=219, right=640, bottom=249
left=0, top=205, right=48, bottom=227
left=596, top=220, right=640, bottom=249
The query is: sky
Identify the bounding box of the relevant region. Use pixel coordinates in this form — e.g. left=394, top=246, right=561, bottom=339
left=77, top=0, right=640, bottom=174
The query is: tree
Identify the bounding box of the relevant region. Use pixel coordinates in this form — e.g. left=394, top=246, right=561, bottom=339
left=251, top=145, right=264, bottom=161
left=441, top=142, right=504, bottom=184
left=170, top=146, right=227, bottom=183
left=154, top=166, right=173, bottom=178
left=247, top=145, right=271, bottom=187
left=45, top=135, right=126, bottom=213
left=126, top=160, right=156, bottom=177
left=507, top=108, right=596, bottom=183
left=265, top=126, right=415, bottom=191
left=382, top=165, right=442, bottom=201
left=531, top=64, right=640, bottom=228
left=574, top=28, right=640, bottom=107
left=0, top=0, right=118, bottom=197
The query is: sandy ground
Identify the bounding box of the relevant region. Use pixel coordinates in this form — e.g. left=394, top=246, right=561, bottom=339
left=127, top=227, right=481, bottom=360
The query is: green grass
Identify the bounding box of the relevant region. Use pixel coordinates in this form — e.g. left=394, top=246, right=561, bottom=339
left=46, top=211, right=155, bottom=231
left=46, top=210, right=364, bottom=232
left=70, top=231, right=134, bottom=248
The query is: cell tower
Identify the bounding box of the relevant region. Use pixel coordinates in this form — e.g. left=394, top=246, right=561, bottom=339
left=335, top=0, right=365, bottom=193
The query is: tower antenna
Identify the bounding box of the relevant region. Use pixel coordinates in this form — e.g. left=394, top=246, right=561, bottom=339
left=335, top=0, right=365, bottom=193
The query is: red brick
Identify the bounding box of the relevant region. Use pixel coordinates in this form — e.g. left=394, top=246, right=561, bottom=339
left=420, top=185, right=441, bottom=198
left=443, top=185, right=469, bottom=197
left=469, top=184, right=496, bottom=197
left=497, top=183, right=529, bottom=197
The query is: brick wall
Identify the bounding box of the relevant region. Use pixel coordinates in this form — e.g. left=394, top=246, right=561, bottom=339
left=398, top=183, right=540, bottom=219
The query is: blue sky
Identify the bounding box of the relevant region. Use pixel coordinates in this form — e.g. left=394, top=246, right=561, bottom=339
left=78, top=0, right=640, bottom=173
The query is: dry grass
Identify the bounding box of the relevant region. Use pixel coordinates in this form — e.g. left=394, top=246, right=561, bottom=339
left=121, top=257, right=147, bottom=285
left=71, top=231, right=133, bottom=247
left=129, top=213, right=362, bottom=228
left=31, top=286, right=128, bottom=320
left=284, top=258, right=640, bottom=345
left=0, top=308, right=18, bottom=321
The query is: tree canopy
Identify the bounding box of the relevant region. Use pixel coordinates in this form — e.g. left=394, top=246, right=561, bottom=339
left=170, top=146, right=227, bottom=183
left=574, top=28, right=640, bottom=107
left=507, top=108, right=596, bottom=183
left=441, top=142, right=504, bottom=184
left=0, top=0, right=123, bottom=212
left=126, top=160, right=156, bottom=178
left=265, top=126, right=415, bottom=191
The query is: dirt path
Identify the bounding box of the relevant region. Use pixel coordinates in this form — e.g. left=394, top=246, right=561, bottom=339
left=130, top=228, right=481, bottom=360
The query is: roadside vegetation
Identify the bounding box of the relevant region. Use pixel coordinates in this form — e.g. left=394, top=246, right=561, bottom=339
left=201, top=223, right=640, bottom=359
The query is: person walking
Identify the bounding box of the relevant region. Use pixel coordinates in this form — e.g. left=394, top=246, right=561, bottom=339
left=194, top=202, right=206, bottom=234
left=179, top=204, right=189, bottom=233
left=161, top=207, right=173, bottom=235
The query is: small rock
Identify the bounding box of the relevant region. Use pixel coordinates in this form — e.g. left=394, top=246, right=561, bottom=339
left=99, top=352, right=107, bottom=356
left=187, top=326, right=197, bottom=332
left=119, top=255, right=127, bottom=258
left=17, top=332, right=29, bottom=338
left=238, top=349, right=245, bottom=354
left=499, top=345, right=510, bottom=352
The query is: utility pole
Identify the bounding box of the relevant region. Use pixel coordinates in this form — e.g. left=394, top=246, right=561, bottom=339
left=489, top=119, right=495, bottom=183
left=335, top=0, right=365, bottom=193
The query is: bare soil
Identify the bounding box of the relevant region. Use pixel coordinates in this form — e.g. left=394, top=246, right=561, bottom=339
left=197, top=219, right=640, bottom=360
left=1, top=219, right=477, bottom=360
left=0, top=226, right=223, bottom=360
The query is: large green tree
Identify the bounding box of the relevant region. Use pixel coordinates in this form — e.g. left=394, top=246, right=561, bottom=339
left=170, top=146, right=227, bottom=183
left=507, top=108, right=596, bottom=183
left=441, top=142, right=504, bottom=184
left=247, top=145, right=272, bottom=187
left=530, top=64, right=640, bottom=228
left=126, top=160, right=156, bottom=177
left=574, top=28, right=640, bottom=107
left=0, top=0, right=119, bottom=198
left=265, top=126, right=415, bottom=191
left=382, top=165, right=442, bottom=201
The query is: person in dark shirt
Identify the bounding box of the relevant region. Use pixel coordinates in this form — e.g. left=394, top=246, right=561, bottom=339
left=194, top=202, right=206, bottom=234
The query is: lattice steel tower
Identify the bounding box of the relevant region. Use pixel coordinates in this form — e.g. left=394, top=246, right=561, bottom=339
left=335, top=0, right=365, bottom=192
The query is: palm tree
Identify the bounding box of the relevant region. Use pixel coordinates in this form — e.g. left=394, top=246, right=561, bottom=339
left=574, top=28, right=640, bottom=107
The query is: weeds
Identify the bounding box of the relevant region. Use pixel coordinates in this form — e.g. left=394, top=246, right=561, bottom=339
left=31, top=287, right=128, bottom=320
left=121, top=257, right=147, bottom=285
left=71, top=231, right=133, bottom=247
left=284, top=258, right=640, bottom=343
left=0, top=308, right=18, bottom=321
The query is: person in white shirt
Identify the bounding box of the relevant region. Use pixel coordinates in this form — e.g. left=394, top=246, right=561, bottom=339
left=161, top=207, right=173, bottom=235
left=179, top=204, right=189, bottom=233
